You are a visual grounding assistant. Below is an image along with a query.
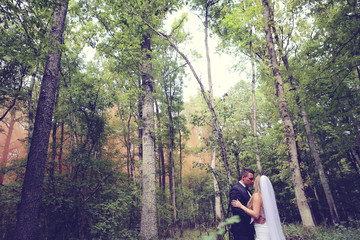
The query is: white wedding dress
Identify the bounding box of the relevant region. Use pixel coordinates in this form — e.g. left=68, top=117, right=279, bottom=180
left=254, top=208, right=270, bottom=240
left=254, top=176, right=286, bottom=240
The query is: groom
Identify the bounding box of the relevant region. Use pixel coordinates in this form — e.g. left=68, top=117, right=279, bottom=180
left=229, top=168, right=256, bottom=240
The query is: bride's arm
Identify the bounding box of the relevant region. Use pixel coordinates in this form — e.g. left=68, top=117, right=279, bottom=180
left=231, top=193, right=262, bottom=219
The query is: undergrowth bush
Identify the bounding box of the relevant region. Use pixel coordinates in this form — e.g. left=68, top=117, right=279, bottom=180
left=283, top=223, right=360, bottom=240
left=172, top=223, right=360, bottom=240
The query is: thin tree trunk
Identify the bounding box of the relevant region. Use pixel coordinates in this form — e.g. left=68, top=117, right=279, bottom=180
left=169, top=132, right=177, bottom=238
left=160, top=145, right=165, bottom=193
left=350, top=37, right=360, bottom=82
left=126, top=133, right=130, bottom=178
left=58, top=122, right=64, bottom=174
left=138, top=77, right=144, bottom=169
left=28, top=54, right=39, bottom=142
left=167, top=99, right=177, bottom=238
left=154, top=99, right=168, bottom=236
left=350, top=117, right=360, bottom=158
left=144, top=21, right=233, bottom=187
left=211, top=150, right=223, bottom=225
left=341, top=135, right=360, bottom=166
left=204, top=3, right=224, bottom=224
left=50, top=121, right=57, bottom=180
left=14, top=1, right=68, bottom=239
left=301, top=111, right=340, bottom=225
left=178, top=125, right=185, bottom=237
left=243, top=0, right=262, bottom=175
left=348, top=149, right=360, bottom=174
left=175, top=44, right=232, bottom=185
left=0, top=109, right=16, bottom=184
left=262, top=0, right=315, bottom=229
left=50, top=87, right=60, bottom=180
left=232, top=149, right=242, bottom=178
left=155, top=101, right=166, bottom=192
left=124, top=113, right=133, bottom=180
left=270, top=16, right=340, bottom=224
left=140, top=31, right=158, bottom=240
left=250, top=37, right=262, bottom=175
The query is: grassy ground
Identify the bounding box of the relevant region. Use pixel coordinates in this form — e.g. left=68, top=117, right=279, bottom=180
left=167, top=223, right=360, bottom=240
left=165, top=229, right=222, bottom=240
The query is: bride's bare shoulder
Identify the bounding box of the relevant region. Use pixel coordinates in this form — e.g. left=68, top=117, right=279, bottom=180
left=252, top=193, right=263, bottom=201
left=252, top=192, right=261, bottom=198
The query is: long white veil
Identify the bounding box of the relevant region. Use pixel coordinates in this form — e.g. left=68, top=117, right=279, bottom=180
left=260, top=175, right=286, bottom=240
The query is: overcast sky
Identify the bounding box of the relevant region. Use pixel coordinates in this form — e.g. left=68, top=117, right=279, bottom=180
left=164, top=8, right=249, bottom=101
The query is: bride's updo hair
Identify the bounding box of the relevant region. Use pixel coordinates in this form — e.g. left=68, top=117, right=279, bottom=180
left=247, top=175, right=261, bottom=209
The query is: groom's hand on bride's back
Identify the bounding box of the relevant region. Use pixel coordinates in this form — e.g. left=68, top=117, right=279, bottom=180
left=254, top=216, right=266, bottom=224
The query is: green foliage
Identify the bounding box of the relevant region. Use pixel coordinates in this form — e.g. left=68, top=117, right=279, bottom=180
left=283, top=223, right=360, bottom=240
left=88, top=182, right=140, bottom=239
left=173, top=224, right=360, bottom=240
left=178, top=173, right=215, bottom=230
left=38, top=155, right=141, bottom=240
left=0, top=0, right=51, bottom=116
left=202, top=216, right=240, bottom=240
left=2, top=0, right=360, bottom=238
left=0, top=182, right=21, bottom=240
left=165, top=228, right=220, bottom=240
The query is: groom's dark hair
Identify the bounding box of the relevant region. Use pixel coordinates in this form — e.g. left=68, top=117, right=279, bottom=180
left=239, top=168, right=255, bottom=180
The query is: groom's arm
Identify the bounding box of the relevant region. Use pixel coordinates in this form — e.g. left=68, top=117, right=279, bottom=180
left=229, top=187, right=251, bottom=221
left=254, top=216, right=266, bottom=224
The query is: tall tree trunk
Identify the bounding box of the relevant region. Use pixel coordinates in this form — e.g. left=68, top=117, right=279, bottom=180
left=154, top=102, right=161, bottom=188
left=0, top=109, right=16, bottom=184
left=50, top=121, right=57, bottom=180
left=140, top=31, right=158, bottom=240
left=126, top=133, right=131, bottom=178
left=301, top=111, right=339, bottom=225
left=154, top=99, right=167, bottom=236
left=155, top=101, right=166, bottom=191
left=350, top=37, right=360, bottom=82
left=169, top=125, right=177, bottom=238
left=211, top=150, right=223, bottom=225
left=164, top=86, right=177, bottom=238
left=262, top=0, right=315, bottom=229
left=138, top=76, right=144, bottom=169
left=145, top=22, right=233, bottom=187
left=348, top=149, right=360, bottom=174
left=28, top=54, right=39, bottom=142
left=350, top=117, right=360, bottom=158
left=123, top=112, right=133, bottom=180
left=177, top=46, right=232, bottom=186
left=204, top=3, right=224, bottom=224
left=341, top=135, right=360, bottom=167
left=50, top=87, right=60, bottom=180
left=232, top=149, right=242, bottom=178
left=270, top=15, right=340, bottom=224
left=178, top=124, right=185, bottom=237
left=250, top=36, right=262, bottom=175
left=160, top=143, right=165, bottom=194
left=14, top=1, right=68, bottom=239
left=243, top=0, right=262, bottom=175
left=127, top=115, right=136, bottom=182
left=58, top=121, right=64, bottom=174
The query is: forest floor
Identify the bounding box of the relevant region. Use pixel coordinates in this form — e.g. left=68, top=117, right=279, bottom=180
left=167, top=223, right=360, bottom=240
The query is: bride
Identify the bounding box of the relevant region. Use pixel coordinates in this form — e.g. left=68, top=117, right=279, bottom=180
left=231, top=175, right=286, bottom=240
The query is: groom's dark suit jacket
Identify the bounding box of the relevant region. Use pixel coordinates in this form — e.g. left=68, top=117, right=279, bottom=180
left=229, top=182, right=255, bottom=238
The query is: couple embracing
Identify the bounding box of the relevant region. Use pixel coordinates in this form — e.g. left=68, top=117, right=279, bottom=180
left=229, top=168, right=286, bottom=240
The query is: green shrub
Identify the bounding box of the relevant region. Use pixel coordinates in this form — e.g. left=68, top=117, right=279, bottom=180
left=283, top=223, right=360, bottom=240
